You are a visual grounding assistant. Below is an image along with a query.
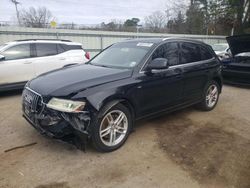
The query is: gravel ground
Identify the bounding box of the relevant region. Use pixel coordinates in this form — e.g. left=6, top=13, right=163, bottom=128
left=0, top=85, right=249, bottom=188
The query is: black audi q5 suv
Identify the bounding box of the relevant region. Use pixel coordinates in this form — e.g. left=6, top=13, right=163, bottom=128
left=22, top=38, right=222, bottom=152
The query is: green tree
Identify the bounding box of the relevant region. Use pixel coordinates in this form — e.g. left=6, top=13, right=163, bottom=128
left=124, top=18, right=140, bottom=27
left=168, top=11, right=186, bottom=33
left=228, top=0, right=250, bottom=34
left=186, top=4, right=205, bottom=34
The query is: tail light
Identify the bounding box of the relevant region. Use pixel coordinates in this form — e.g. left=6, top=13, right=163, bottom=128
left=85, top=52, right=90, bottom=60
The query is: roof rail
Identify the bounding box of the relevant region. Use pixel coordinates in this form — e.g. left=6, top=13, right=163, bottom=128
left=15, top=39, right=72, bottom=42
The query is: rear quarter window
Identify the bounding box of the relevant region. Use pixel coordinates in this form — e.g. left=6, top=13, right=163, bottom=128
left=60, top=44, right=82, bottom=51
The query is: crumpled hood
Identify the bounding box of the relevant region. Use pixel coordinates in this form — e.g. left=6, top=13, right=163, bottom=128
left=226, top=35, right=250, bottom=56
left=28, top=64, right=132, bottom=97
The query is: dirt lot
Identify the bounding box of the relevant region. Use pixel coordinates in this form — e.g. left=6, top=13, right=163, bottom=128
left=0, top=85, right=250, bottom=188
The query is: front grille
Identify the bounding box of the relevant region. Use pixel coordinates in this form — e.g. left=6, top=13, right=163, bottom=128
left=22, top=88, right=44, bottom=120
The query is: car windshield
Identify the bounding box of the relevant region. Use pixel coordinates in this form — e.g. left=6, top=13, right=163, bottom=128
left=211, top=44, right=228, bottom=51
left=89, top=42, right=153, bottom=69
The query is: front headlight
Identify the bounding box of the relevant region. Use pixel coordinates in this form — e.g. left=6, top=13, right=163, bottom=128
left=46, top=98, right=86, bottom=113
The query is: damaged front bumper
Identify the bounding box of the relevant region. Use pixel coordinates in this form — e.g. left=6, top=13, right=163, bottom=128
left=22, top=88, right=92, bottom=150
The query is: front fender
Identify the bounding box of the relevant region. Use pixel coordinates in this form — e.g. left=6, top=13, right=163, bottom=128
left=87, top=89, right=127, bottom=112
left=71, top=78, right=139, bottom=113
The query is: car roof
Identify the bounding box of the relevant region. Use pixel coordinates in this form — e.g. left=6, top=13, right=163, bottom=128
left=120, top=37, right=209, bottom=46
left=4, top=39, right=82, bottom=46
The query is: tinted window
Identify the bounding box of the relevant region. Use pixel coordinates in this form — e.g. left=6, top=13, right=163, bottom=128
left=61, top=44, right=82, bottom=51
left=56, top=44, right=82, bottom=54
left=36, top=43, right=57, bottom=57
left=200, top=46, right=213, bottom=60
left=69, top=45, right=82, bottom=50
left=1, top=44, right=30, bottom=60
left=152, top=42, right=179, bottom=66
left=180, top=42, right=201, bottom=64
left=57, top=44, right=66, bottom=54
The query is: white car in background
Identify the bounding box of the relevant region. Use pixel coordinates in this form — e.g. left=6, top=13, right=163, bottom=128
left=0, top=39, right=90, bottom=91
left=211, top=43, right=231, bottom=60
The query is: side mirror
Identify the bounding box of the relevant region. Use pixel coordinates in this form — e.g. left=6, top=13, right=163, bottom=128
left=0, top=55, right=5, bottom=61
left=147, top=58, right=169, bottom=71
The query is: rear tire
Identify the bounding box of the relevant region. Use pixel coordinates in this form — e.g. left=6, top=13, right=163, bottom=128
left=91, top=103, right=132, bottom=152
left=197, top=80, right=220, bottom=111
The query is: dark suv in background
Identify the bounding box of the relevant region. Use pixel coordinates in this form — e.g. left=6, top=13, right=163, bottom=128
left=22, top=38, right=222, bottom=152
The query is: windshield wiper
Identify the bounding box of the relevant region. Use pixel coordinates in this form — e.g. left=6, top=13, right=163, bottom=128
left=90, top=63, right=111, bottom=68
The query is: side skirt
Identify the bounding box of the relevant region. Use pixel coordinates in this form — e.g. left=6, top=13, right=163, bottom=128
left=0, top=81, right=27, bottom=92
left=136, top=99, right=202, bottom=121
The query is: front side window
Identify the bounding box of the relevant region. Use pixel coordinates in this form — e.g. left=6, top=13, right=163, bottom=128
left=36, top=43, right=58, bottom=57
left=89, top=42, right=151, bottom=69
left=180, top=42, right=201, bottom=64
left=152, top=42, right=179, bottom=66
left=1, top=44, right=31, bottom=60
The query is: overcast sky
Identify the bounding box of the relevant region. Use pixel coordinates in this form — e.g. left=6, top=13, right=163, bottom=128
left=0, top=0, right=170, bottom=24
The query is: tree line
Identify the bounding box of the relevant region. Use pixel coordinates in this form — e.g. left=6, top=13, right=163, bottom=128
left=10, top=0, right=250, bottom=35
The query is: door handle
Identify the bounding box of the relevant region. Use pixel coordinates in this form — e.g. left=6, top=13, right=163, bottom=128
left=23, top=61, right=32, bottom=64
left=59, top=57, right=66, bottom=60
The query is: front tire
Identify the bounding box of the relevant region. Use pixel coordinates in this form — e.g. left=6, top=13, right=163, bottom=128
left=197, top=80, right=220, bottom=111
left=91, top=103, right=132, bottom=152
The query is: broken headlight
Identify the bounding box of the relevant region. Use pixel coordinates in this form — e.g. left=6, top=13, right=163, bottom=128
left=47, top=98, right=86, bottom=113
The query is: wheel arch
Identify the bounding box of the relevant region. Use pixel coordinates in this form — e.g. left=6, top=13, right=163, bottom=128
left=97, top=97, right=136, bottom=130
left=212, top=76, right=223, bottom=93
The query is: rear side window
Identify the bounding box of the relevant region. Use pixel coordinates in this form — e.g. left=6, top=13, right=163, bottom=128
left=1, top=44, right=31, bottom=60
left=180, top=42, right=201, bottom=64
left=36, top=43, right=57, bottom=57
left=57, top=44, right=66, bottom=54
left=152, top=42, right=179, bottom=66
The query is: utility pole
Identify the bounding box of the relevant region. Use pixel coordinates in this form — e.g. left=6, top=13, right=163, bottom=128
left=10, top=0, right=21, bottom=25
left=136, top=25, right=142, bottom=38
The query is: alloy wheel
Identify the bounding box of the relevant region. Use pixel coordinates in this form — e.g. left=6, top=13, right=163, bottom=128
left=206, top=84, right=219, bottom=108
left=99, top=110, right=128, bottom=147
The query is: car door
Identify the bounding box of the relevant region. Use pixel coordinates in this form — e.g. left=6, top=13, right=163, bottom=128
left=180, top=42, right=215, bottom=102
left=33, top=43, right=64, bottom=76
left=0, top=43, right=35, bottom=85
left=135, top=42, right=184, bottom=116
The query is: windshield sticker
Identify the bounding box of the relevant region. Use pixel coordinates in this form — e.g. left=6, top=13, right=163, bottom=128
left=137, top=42, right=154, bottom=47
left=121, top=48, right=129, bottom=52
